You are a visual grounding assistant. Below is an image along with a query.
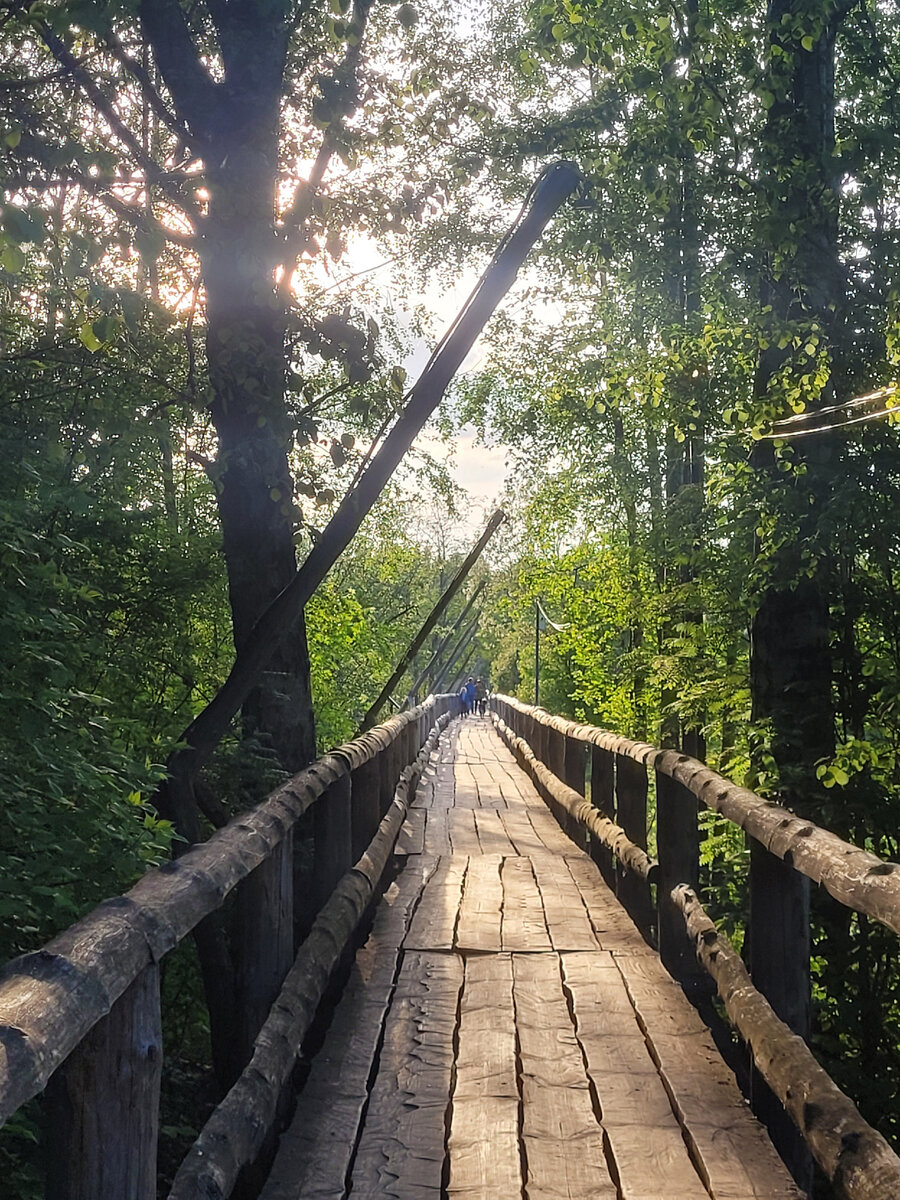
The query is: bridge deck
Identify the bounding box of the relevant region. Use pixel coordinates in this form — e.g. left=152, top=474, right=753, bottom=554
left=262, top=720, right=802, bottom=1200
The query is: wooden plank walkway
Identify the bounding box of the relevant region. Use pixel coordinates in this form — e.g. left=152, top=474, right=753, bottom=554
left=261, top=719, right=803, bottom=1200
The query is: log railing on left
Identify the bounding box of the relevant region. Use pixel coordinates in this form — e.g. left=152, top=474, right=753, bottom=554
left=0, top=693, right=459, bottom=1200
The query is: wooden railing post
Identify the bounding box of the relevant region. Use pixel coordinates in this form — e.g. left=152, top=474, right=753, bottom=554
left=378, top=737, right=396, bottom=816
left=656, top=766, right=700, bottom=981
left=547, top=720, right=565, bottom=779
left=314, top=771, right=353, bottom=909
left=562, top=734, right=588, bottom=850
left=350, top=755, right=380, bottom=861
left=45, top=964, right=162, bottom=1200
left=589, top=744, right=616, bottom=889
left=748, top=839, right=813, bottom=1189
left=234, top=831, right=294, bottom=1063
left=615, top=753, right=652, bottom=936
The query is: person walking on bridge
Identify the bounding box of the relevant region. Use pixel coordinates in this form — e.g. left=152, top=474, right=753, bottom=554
left=474, top=677, right=487, bottom=716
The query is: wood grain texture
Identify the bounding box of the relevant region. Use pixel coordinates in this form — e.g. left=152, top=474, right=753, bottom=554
left=260, top=863, right=437, bottom=1200
left=513, top=954, right=614, bottom=1200
left=456, top=854, right=503, bottom=951
left=404, top=855, right=467, bottom=950
left=348, top=950, right=463, bottom=1198
left=448, top=954, right=521, bottom=1197
left=530, top=855, right=599, bottom=951
left=45, top=965, right=161, bottom=1200
left=501, top=856, right=552, bottom=952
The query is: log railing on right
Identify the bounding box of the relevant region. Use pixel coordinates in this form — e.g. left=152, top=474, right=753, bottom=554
left=490, top=694, right=900, bottom=1200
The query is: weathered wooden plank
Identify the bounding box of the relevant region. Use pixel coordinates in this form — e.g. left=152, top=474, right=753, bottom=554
left=448, top=807, right=482, bottom=855
left=498, top=811, right=546, bottom=857
left=448, top=954, right=521, bottom=1197
left=501, top=856, right=553, bottom=952
left=530, top=856, right=599, bottom=951
left=513, top=954, right=614, bottom=1200
left=561, top=951, right=659, bottom=1084
left=614, top=954, right=712, bottom=1040
left=456, top=854, right=503, bottom=951
left=404, top=856, right=467, bottom=950
left=454, top=762, right=480, bottom=808
left=470, top=761, right=505, bottom=808
left=348, top=950, right=463, bottom=1198
left=473, top=809, right=517, bottom=855
left=422, top=805, right=452, bottom=855
left=602, top=1125, right=705, bottom=1200
left=562, top=856, right=642, bottom=939
left=260, top=862, right=437, bottom=1200
left=684, top=1120, right=805, bottom=1200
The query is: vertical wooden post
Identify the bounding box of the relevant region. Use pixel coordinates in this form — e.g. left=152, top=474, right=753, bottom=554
left=378, top=738, right=395, bottom=816
left=45, top=965, right=162, bottom=1200
left=748, top=839, right=812, bottom=1188
left=656, top=767, right=700, bottom=980
left=350, top=756, right=381, bottom=860
left=547, top=722, right=565, bottom=779
left=314, top=772, right=353, bottom=908
left=233, top=832, right=294, bottom=1063
left=563, top=734, right=587, bottom=850
left=589, top=745, right=616, bottom=889
left=615, top=754, right=652, bottom=936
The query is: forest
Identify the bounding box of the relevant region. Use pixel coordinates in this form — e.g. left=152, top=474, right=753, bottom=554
left=2, top=0, right=900, bottom=1192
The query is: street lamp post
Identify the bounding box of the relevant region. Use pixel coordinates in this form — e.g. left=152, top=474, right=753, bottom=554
left=534, top=599, right=569, bottom=708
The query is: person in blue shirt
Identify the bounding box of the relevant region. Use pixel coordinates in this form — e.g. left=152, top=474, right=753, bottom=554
left=464, top=677, right=477, bottom=716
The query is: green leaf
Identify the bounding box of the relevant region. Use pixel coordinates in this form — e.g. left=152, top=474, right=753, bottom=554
left=801, top=34, right=815, bottom=51
left=79, top=321, right=103, bottom=352
left=1, top=243, right=24, bottom=273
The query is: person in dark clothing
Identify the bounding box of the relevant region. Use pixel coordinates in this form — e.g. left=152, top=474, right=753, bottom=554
left=474, top=677, right=487, bottom=716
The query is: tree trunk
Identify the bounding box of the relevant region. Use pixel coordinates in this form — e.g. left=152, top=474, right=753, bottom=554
left=203, top=61, right=315, bottom=773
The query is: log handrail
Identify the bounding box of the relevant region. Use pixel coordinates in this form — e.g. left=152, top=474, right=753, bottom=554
left=0, top=694, right=458, bottom=1129
left=492, top=714, right=657, bottom=883
left=491, top=693, right=900, bottom=936
left=674, top=885, right=900, bottom=1200
left=490, top=693, right=900, bottom=1200
left=169, top=712, right=453, bottom=1198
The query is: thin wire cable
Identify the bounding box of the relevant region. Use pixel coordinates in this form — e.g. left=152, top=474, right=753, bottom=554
left=771, top=383, right=899, bottom=428
left=762, top=402, right=900, bottom=440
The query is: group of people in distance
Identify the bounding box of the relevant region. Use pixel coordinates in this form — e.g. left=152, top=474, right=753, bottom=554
left=460, top=676, right=488, bottom=717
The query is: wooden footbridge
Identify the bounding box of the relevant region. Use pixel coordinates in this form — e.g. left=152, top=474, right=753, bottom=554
left=2, top=695, right=900, bottom=1199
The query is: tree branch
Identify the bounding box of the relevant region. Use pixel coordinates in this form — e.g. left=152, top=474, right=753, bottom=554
left=277, top=0, right=375, bottom=290
left=36, top=19, right=202, bottom=223
left=102, top=29, right=200, bottom=154
left=69, top=169, right=197, bottom=248
left=138, top=0, right=220, bottom=141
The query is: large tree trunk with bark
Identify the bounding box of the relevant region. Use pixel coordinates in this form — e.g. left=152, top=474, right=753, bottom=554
left=140, top=1, right=315, bottom=1087
left=747, top=1, right=844, bottom=1182
left=202, top=17, right=316, bottom=773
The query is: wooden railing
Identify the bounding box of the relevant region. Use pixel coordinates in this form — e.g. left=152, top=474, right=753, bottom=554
left=490, top=694, right=900, bottom=1200
left=0, top=693, right=459, bottom=1200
